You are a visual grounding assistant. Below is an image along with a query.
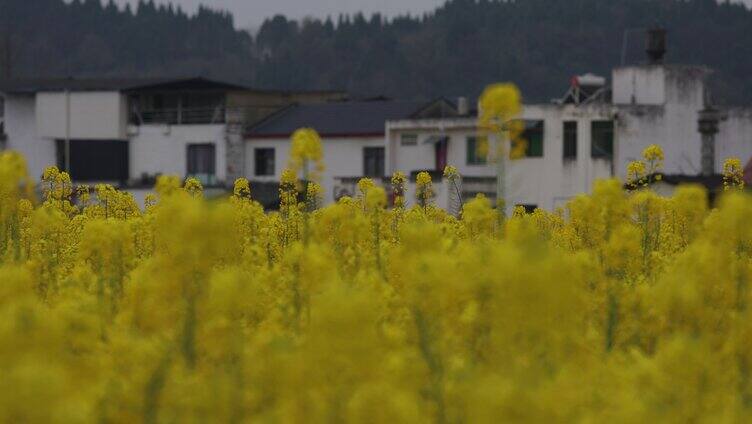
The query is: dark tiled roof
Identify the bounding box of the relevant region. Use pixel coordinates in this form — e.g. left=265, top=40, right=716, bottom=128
left=0, top=76, right=251, bottom=94
left=247, top=100, right=427, bottom=137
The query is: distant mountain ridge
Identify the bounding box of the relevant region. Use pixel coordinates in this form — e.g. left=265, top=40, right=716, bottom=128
left=1, top=0, right=751, bottom=104
left=0, top=0, right=253, bottom=83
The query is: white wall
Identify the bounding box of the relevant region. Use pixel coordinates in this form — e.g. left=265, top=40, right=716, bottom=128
left=4, top=95, right=231, bottom=186
left=4, top=94, right=56, bottom=180
left=612, top=66, right=666, bottom=105
left=717, top=108, right=752, bottom=167
left=508, top=105, right=613, bottom=209
left=245, top=135, right=386, bottom=204
left=613, top=65, right=710, bottom=177
left=615, top=106, right=670, bottom=174
left=129, top=124, right=227, bottom=184
left=36, top=91, right=127, bottom=140
left=403, top=179, right=453, bottom=211
left=387, top=104, right=614, bottom=211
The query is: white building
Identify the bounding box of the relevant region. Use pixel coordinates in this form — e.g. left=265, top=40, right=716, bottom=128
left=387, top=102, right=615, bottom=211
left=245, top=99, right=455, bottom=205
left=386, top=62, right=752, bottom=212
left=0, top=77, right=345, bottom=203
left=1, top=78, right=234, bottom=186
left=1, top=38, right=750, bottom=212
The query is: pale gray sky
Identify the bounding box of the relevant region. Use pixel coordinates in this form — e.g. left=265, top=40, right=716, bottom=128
left=112, top=0, right=446, bottom=31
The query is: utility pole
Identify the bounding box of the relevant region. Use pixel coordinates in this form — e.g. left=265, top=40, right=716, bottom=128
left=494, top=119, right=523, bottom=213
left=495, top=132, right=507, bottom=209
left=65, top=89, right=71, bottom=174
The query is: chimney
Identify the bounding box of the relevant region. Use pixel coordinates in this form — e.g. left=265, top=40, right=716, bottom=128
left=457, top=97, right=469, bottom=116
left=646, top=27, right=667, bottom=64
left=698, top=106, right=721, bottom=176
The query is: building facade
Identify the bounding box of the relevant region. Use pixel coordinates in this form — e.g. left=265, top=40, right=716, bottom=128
left=245, top=99, right=455, bottom=206
left=387, top=103, right=615, bottom=211
left=0, top=77, right=345, bottom=201
left=387, top=63, right=752, bottom=212
left=1, top=53, right=750, bottom=212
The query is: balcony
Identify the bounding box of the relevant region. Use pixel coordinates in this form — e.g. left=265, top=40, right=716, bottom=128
left=132, top=106, right=226, bottom=125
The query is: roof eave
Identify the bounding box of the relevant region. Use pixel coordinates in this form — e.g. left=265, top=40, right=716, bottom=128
left=247, top=131, right=385, bottom=140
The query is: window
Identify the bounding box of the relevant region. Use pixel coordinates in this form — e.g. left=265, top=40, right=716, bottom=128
left=129, top=93, right=226, bottom=125
left=400, top=134, right=418, bottom=146
left=55, top=139, right=129, bottom=182
left=466, top=137, right=487, bottom=165
left=187, top=143, right=216, bottom=185
left=522, top=120, right=544, bottom=157
left=435, top=138, right=448, bottom=172
left=363, top=147, right=385, bottom=177
left=255, top=148, right=275, bottom=176
left=591, top=121, right=614, bottom=158
left=181, top=94, right=225, bottom=124
left=563, top=121, right=577, bottom=159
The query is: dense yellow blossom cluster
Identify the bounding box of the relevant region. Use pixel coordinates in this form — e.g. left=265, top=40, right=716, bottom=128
left=626, top=144, right=665, bottom=190
left=290, top=128, right=325, bottom=181
left=724, top=157, right=745, bottom=191
left=1, top=146, right=752, bottom=422
left=478, top=83, right=527, bottom=160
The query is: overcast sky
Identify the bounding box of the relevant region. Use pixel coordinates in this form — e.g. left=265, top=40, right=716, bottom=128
left=112, top=0, right=446, bottom=30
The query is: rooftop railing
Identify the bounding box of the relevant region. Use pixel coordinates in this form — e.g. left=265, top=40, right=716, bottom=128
left=132, top=106, right=226, bottom=125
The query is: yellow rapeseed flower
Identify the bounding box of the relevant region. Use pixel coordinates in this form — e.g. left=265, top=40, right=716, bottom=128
left=723, top=157, right=744, bottom=191
left=0, top=145, right=749, bottom=422
left=290, top=128, right=325, bottom=180
left=478, top=83, right=522, bottom=132
left=233, top=178, right=251, bottom=198
left=443, top=165, right=459, bottom=181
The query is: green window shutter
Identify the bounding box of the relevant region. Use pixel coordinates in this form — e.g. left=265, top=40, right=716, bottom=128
left=528, top=132, right=543, bottom=157
left=523, top=121, right=544, bottom=157
left=591, top=121, right=614, bottom=158
left=467, top=137, right=486, bottom=165
left=466, top=137, right=475, bottom=164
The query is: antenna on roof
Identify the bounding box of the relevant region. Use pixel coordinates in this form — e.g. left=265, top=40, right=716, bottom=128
left=646, top=27, right=667, bottom=64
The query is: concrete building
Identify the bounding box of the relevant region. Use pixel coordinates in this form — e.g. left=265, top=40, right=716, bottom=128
left=0, top=77, right=345, bottom=202
left=387, top=102, right=615, bottom=211
left=245, top=98, right=454, bottom=205
left=387, top=62, right=752, bottom=212
left=1, top=32, right=750, bottom=211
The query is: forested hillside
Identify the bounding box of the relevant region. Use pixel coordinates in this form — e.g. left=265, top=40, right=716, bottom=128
left=0, top=0, right=253, bottom=83
left=1, top=0, right=751, bottom=104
